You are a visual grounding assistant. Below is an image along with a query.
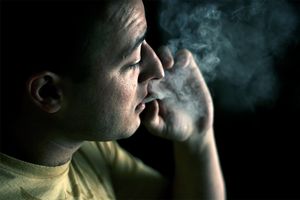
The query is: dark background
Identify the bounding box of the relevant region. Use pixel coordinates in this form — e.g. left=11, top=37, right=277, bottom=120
left=1, top=0, right=298, bottom=199
left=119, top=0, right=300, bottom=199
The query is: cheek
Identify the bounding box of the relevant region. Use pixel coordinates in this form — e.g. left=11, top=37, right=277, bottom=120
left=100, top=76, right=139, bottom=134
left=111, top=77, right=137, bottom=107
left=98, top=73, right=138, bottom=113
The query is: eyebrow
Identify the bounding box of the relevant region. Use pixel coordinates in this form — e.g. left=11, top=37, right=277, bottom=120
left=121, top=29, right=147, bottom=60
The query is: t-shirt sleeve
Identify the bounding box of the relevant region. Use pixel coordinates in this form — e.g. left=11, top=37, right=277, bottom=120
left=95, top=141, right=170, bottom=199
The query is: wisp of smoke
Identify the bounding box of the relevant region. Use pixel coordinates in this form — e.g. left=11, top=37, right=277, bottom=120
left=148, top=67, right=206, bottom=123
left=152, top=0, right=298, bottom=113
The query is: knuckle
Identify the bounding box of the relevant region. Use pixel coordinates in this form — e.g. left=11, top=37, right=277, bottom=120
left=177, top=49, right=192, bottom=59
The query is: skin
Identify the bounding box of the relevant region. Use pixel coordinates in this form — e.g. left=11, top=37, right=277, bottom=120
left=144, top=48, right=225, bottom=199
left=2, top=0, right=225, bottom=198
left=4, top=0, right=164, bottom=166
left=60, top=0, right=165, bottom=141
left=143, top=49, right=213, bottom=141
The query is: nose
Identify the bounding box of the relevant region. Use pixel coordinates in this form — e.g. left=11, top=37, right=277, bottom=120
left=138, top=41, right=164, bottom=83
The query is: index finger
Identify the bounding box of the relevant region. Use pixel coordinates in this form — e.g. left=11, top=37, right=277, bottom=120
left=157, top=46, right=174, bottom=70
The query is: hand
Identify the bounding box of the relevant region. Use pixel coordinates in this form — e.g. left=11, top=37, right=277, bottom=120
left=142, top=47, right=214, bottom=142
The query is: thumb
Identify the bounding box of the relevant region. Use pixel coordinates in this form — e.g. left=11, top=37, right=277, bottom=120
left=141, top=100, right=161, bottom=133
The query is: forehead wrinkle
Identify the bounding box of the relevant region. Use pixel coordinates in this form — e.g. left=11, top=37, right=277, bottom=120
left=92, top=1, right=146, bottom=66
left=118, top=13, right=147, bottom=59
left=106, top=1, right=135, bottom=27
left=123, top=9, right=144, bottom=32
left=109, top=2, right=146, bottom=53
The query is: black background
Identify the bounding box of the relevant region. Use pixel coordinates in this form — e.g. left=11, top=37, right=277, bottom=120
left=1, top=0, right=298, bottom=199
left=119, top=0, right=300, bottom=199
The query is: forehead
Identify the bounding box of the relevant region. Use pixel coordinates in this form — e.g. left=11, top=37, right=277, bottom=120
left=105, top=0, right=145, bottom=26
left=104, top=0, right=147, bottom=43
left=90, top=0, right=147, bottom=64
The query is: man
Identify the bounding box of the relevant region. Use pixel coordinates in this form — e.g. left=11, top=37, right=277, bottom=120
left=0, top=0, right=225, bottom=199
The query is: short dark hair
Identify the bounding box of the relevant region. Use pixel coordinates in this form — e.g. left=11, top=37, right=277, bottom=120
left=0, top=0, right=112, bottom=131
left=1, top=1, right=113, bottom=81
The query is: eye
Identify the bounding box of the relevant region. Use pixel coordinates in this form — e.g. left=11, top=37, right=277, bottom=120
left=128, top=59, right=142, bottom=70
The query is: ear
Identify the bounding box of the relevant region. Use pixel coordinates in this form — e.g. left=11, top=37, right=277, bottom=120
left=27, top=71, right=63, bottom=113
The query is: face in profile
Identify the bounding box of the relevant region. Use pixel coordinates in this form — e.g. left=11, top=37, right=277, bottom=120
left=61, top=0, right=164, bottom=141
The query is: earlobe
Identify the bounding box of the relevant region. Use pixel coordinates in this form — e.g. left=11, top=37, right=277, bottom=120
left=27, top=71, right=62, bottom=113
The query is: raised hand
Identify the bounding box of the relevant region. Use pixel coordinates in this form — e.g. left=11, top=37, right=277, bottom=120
left=142, top=47, right=214, bottom=142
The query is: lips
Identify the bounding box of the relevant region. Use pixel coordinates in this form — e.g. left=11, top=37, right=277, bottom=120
left=136, top=84, right=154, bottom=111
left=135, top=92, right=149, bottom=113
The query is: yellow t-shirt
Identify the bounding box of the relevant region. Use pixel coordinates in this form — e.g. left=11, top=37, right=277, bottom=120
left=0, top=141, right=168, bottom=200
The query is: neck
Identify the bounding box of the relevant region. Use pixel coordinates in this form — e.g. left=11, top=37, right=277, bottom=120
left=1, top=125, right=83, bottom=167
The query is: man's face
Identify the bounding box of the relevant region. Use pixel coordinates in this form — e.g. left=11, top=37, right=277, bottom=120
left=63, top=0, right=164, bottom=141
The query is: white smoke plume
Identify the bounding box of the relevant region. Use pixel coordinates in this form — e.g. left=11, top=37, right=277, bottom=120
left=148, top=67, right=206, bottom=123
left=155, top=0, right=298, bottom=111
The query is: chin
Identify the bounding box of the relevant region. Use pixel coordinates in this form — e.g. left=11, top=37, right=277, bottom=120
left=110, top=128, right=138, bottom=141
left=121, top=117, right=141, bottom=138
left=98, top=114, right=141, bottom=141
left=119, top=131, right=136, bottom=139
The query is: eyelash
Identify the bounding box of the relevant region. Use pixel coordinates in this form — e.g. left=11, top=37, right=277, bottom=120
left=128, top=60, right=142, bottom=70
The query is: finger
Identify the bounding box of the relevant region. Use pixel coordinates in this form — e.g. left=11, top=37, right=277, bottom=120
left=190, top=60, right=214, bottom=132
left=141, top=100, right=159, bottom=130
left=173, top=49, right=214, bottom=132
left=174, top=49, right=192, bottom=69
left=157, top=46, right=174, bottom=69
left=198, top=72, right=214, bottom=131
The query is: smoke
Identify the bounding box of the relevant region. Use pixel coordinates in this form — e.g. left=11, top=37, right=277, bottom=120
left=155, top=0, right=298, bottom=112
left=149, top=66, right=206, bottom=123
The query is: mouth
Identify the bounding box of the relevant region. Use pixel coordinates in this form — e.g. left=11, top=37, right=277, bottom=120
left=135, top=93, right=157, bottom=113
